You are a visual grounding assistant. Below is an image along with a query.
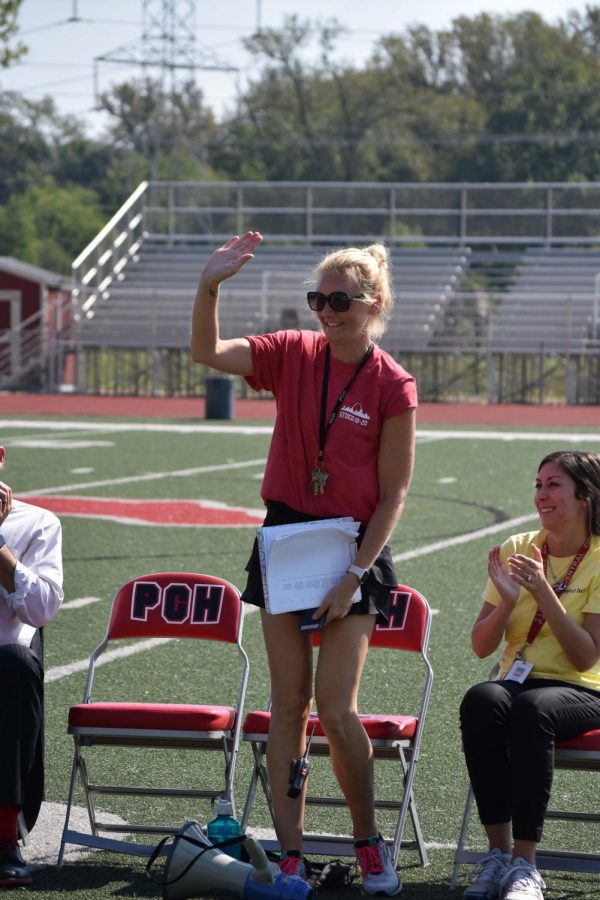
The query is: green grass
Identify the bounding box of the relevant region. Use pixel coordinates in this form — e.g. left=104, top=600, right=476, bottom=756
left=3, top=415, right=599, bottom=898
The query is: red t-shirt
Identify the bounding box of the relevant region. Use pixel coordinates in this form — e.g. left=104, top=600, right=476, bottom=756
left=245, top=330, right=417, bottom=525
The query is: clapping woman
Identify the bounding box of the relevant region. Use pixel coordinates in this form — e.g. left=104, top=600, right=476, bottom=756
left=460, top=450, right=600, bottom=900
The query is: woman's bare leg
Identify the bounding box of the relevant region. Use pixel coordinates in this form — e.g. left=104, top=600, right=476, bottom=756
left=260, top=610, right=313, bottom=853
left=315, top=614, right=376, bottom=841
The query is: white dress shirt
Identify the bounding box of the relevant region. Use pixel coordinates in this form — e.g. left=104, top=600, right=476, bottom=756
left=0, top=499, right=63, bottom=647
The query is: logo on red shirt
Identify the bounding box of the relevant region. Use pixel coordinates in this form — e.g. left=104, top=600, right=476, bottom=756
left=339, top=403, right=370, bottom=427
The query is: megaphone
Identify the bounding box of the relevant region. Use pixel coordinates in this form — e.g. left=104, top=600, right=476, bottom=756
left=159, top=821, right=313, bottom=900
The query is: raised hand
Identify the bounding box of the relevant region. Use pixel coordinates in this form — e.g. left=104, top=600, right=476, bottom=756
left=201, top=231, right=263, bottom=288
left=508, top=543, right=546, bottom=594
left=488, top=544, right=519, bottom=608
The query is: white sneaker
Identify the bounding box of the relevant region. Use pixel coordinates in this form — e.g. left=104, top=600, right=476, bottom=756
left=500, top=858, right=546, bottom=900
left=463, top=848, right=512, bottom=898
left=354, top=835, right=402, bottom=896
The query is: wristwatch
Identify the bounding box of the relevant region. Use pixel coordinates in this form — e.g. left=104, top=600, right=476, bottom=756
left=347, top=564, right=369, bottom=584
left=0, top=534, right=4, bottom=550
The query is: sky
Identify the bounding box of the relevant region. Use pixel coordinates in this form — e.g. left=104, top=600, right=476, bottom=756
left=0, top=0, right=595, bottom=134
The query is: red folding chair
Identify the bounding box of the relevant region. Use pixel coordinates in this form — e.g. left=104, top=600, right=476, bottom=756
left=58, top=572, right=249, bottom=864
left=240, top=584, right=434, bottom=867
left=450, top=727, right=600, bottom=886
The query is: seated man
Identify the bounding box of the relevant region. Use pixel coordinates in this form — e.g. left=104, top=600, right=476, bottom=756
left=0, top=445, right=63, bottom=887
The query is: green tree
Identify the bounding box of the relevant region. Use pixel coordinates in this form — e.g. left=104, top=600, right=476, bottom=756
left=0, top=93, right=56, bottom=202
left=445, top=12, right=600, bottom=181
left=99, top=77, right=220, bottom=182
left=229, top=15, right=487, bottom=183
left=0, top=93, right=109, bottom=202
left=0, top=178, right=105, bottom=272
left=0, top=0, right=25, bottom=67
left=231, top=15, right=391, bottom=181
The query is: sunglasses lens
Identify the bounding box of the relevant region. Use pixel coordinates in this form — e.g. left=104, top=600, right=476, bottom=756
left=329, top=292, right=351, bottom=311
left=307, top=292, right=325, bottom=310
left=307, top=292, right=352, bottom=311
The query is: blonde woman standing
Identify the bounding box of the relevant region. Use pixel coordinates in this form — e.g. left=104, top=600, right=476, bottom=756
left=192, top=232, right=416, bottom=895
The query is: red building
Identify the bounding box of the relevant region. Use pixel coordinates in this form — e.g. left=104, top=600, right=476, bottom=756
left=0, top=257, right=71, bottom=389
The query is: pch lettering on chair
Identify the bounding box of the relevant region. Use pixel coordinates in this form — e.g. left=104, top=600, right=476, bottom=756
left=376, top=589, right=410, bottom=631
left=131, top=580, right=224, bottom=625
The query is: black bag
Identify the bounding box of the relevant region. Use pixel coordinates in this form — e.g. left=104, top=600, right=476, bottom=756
left=266, top=851, right=355, bottom=890
left=306, top=859, right=355, bottom=890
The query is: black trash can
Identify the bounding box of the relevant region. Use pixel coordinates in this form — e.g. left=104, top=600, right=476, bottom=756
left=205, top=375, right=235, bottom=420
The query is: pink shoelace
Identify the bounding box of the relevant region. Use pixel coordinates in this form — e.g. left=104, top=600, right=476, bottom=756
left=356, top=842, right=383, bottom=875
left=279, top=855, right=305, bottom=877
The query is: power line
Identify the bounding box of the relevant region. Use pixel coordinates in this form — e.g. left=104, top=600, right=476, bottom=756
left=207, top=130, right=600, bottom=149
left=20, top=18, right=94, bottom=35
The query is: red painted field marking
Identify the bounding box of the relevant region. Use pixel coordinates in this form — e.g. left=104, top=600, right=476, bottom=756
left=23, top=496, right=264, bottom=527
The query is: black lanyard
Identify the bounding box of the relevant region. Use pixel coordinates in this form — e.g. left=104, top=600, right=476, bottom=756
left=318, top=343, right=373, bottom=456
left=312, top=342, right=373, bottom=487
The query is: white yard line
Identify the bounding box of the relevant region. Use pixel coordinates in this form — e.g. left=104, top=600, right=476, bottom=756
left=2, top=419, right=599, bottom=441
left=18, top=458, right=267, bottom=497
left=392, top=513, right=538, bottom=563
left=0, top=419, right=274, bottom=435
left=61, top=597, right=102, bottom=610
left=45, top=637, right=174, bottom=683
left=416, top=429, right=600, bottom=442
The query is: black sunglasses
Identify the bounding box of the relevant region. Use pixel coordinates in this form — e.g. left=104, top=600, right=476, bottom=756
left=306, top=291, right=365, bottom=312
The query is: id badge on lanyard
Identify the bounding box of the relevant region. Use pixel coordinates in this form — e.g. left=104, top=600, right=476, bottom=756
left=502, top=535, right=590, bottom=683
left=504, top=651, right=534, bottom=683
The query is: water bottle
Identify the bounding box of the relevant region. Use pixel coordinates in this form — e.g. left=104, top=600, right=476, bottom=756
left=206, top=797, right=242, bottom=859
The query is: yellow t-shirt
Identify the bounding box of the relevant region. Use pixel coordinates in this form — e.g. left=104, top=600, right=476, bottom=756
left=484, top=530, right=600, bottom=691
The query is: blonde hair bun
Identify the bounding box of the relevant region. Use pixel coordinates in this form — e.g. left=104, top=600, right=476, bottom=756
left=365, top=243, right=389, bottom=270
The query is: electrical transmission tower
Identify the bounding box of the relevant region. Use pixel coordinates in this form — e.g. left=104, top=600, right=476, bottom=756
left=94, top=0, right=237, bottom=103
left=93, top=0, right=238, bottom=177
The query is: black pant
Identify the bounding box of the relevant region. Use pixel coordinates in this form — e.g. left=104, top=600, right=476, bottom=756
left=0, top=638, right=44, bottom=832
left=460, top=677, right=600, bottom=842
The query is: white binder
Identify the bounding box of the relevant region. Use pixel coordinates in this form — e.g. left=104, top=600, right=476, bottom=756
left=257, top=517, right=361, bottom=614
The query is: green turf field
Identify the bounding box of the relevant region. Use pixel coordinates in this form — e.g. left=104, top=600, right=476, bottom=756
left=1, top=415, right=599, bottom=898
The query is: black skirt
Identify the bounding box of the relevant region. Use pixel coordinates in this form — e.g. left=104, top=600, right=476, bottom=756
left=241, top=500, right=398, bottom=624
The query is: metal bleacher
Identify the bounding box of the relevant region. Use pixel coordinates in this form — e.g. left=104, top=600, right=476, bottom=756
left=489, top=248, right=600, bottom=352
left=69, top=180, right=600, bottom=394
left=76, top=241, right=470, bottom=353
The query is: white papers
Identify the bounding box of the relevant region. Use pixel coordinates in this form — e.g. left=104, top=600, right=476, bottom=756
left=257, top=517, right=361, bottom=614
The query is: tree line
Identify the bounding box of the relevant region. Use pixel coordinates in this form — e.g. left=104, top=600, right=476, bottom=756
left=2, top=4, right=600, bottom=272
